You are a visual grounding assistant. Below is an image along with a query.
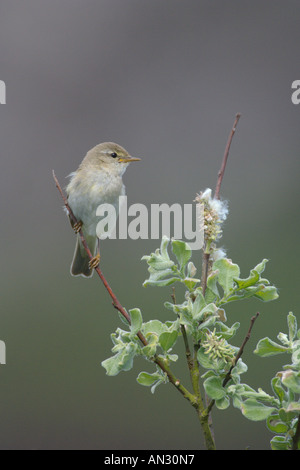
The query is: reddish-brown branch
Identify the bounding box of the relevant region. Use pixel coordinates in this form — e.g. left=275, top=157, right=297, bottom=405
left=52, top=170, right=147, bottom=346
left=214, top=113, right=241, bottom=200
left=52, top=171, right=197, bottom=403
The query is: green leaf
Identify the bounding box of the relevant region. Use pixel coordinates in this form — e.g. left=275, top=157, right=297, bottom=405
left=254, top=337, right=289, bottom=357
left=203, top=376, right=226, bottom=400
left=197, top=347, right=218, bottom=370
left=234, top=270, right=259, bottom=290
left=286, top=401, right=300, bottom=413
left=191, top=291, right=207, bottom=319
left=198, top=347, right=229, bottom=372
left=164, top=301, right=178, bottom=313
left=288, top=312, right=297, bottom=342
left=240, top=399, right=276, bottom=421
left=183, top=277, right=200, bottom=291
left=271, top=377, right=287, bottom=403
left=279, top=370, right=300, bottom=393
left=187, top=261, right=197, bottom=278
left=143, top=276, right=181, bottom=288
left=142, top=256, right=174, bottom=271
left=159, top=331, right=178, bottom=352
left=277, top=332, right=290, bottom=346
left=232, top=395, right=243, bottom=409
left=270, top=436, right=291, bottom=450
left=129, top=308, right=143, bottom=336
left=292, top=341, right=300, bottom=365
left=213, top=258, right=240, bottom=296
left=266, top=414, right=289, bottom=434
left=227, top=383, right=257, bottom=404
left=142, top=238, right=183, bottom=286
left=215, top=321, right=240, bottom=340
left=164, top=318, right=181, bottom=332
left=137, top=371, right=161, bottom=387
left=136, top=369, right=167, bottom=394
left=145, top=268, right=176, bottom=281
left=166, top=353, right=178, bottom=362
left=164, top=300, right=194, bottom=330
left=160, top=235, right=171, bottom=259
left=171, top=239, right=192, bottom=271
left=151, top=380, right=164, bottom=394
left=253, top=259, right=269, bottom=274
left=252, top=285, right=279, bottom=302
left=197, top=314, right=218, bottom=331
left=194, top=303, right=218, bottom=322
left=110, top=328, right=132, bottom=351
left=278, top=407, right=298, bottom=423
left=142, top=320, right=168, bottom=337
left=205, top=270, right=220, bottom=303
left=238, top=387, right=276, bottom=404
left=231, top=359, right=248, bottom=378
left=142, top=237, right=175, bottom=279
left=141, top=341, right=158, bottom=358
left=140, top=322, right=167, bottom=357
left=117, top=312, right=131, bottom=326
left=101, top=343, right=138, bottom=376
left=215, top=396, right=230, bottom=410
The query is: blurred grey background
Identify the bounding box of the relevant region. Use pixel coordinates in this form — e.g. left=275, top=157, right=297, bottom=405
left=0, top=0, right=299, bottom=450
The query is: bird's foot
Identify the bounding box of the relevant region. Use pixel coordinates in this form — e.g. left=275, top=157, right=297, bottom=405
left=73, top=220, right=83, bottom=233
left=89, top=254, right=100, bottom=270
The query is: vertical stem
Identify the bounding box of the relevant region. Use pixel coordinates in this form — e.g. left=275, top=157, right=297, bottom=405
left=201, top=252, right=210, bottom=296
left=196, top=410, right=216, bottom=451
left=172, top=288, right=193, bottom=374
left=191, top=343, right=216, bottom=450
left=215, top=113, right=241, bottom=200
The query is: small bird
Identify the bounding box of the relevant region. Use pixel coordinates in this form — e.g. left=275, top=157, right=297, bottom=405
left=66, top=142, right=141, bottom=277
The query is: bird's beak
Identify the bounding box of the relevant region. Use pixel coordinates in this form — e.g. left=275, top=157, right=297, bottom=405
left=119, top=156, right=141, bottom=163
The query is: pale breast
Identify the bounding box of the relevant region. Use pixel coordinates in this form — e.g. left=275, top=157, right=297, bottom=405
left=67, top=169, right=125, bottom=236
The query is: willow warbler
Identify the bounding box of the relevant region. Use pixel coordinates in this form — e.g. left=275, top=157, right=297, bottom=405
left=66, top=142, right=141, bottom=277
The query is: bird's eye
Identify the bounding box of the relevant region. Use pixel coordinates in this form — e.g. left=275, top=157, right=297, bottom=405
left=110, top=152, right=117, bottom=158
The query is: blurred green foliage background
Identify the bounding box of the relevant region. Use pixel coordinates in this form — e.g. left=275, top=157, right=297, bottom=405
left=0, top=0, right=299, bottom=449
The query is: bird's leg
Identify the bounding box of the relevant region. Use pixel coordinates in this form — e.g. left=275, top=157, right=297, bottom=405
left=73, top=220, right=83, bottom=233
left=89, top=238, right=101, bottom=270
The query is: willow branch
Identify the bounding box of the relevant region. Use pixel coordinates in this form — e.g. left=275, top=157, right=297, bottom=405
left=201, top=113, right=241, bottom=298
left=53, top=171, right=195, bottom=404
left=214, top=113, right=241, bottom=200
left=52, top=172, right=141, bottom=336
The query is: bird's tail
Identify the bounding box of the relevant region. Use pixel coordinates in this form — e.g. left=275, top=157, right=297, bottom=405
left=70, top=234, right=96, bottom=278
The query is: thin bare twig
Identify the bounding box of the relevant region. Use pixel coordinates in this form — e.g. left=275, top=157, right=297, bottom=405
left=214, top=113, right=241, bottom=200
